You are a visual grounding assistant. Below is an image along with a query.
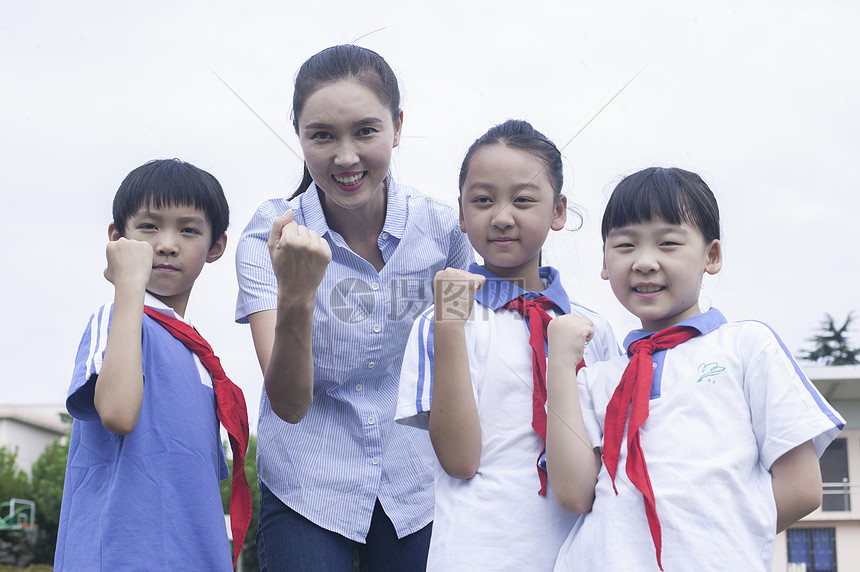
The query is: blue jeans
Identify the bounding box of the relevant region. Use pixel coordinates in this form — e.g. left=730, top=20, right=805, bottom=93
left=257, top=482, right=432, bottom=571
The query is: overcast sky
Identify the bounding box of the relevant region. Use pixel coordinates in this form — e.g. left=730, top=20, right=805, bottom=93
left=2, top=0, right=858, bottom=432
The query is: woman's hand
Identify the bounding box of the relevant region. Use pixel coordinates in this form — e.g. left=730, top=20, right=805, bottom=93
left=268, top=210, right=332, bottom=300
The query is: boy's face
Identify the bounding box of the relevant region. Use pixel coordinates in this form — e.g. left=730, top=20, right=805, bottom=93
left=601, top=217, right=721, bottom=332
left=458, top=144, right=566, bottom=291
left=108, top=203, right=226, bottom=315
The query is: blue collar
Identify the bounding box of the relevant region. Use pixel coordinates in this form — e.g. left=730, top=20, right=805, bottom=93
left=623, top=308, right=727, bottom=352
left=296, top=176, right=406, bottom=240
left=469, top=262, right=572, bottom=314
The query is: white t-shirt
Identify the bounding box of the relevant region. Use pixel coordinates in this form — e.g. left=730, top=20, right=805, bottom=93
left=397, top=264, right=620, bottom=571
left=554, top=309, right=845, bottom=572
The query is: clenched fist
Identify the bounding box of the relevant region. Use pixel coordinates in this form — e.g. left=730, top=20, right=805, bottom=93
left=104, top=238, right=154, bottom=291
left=433, top=268, right=486, bottom=323
left=268, top=210, right=332, bottom=300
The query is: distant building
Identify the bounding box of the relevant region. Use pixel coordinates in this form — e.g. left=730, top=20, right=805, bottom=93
left=0, top=405, right=70, bottom=474
left=774, top=364, right=860, bottom=572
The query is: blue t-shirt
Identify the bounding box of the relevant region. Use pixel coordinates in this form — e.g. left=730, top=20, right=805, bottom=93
left=55, top=298, right=232, bottom=571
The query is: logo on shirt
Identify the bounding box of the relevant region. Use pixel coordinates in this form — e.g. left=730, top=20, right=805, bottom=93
left=696, top=362, right=725, bottom=384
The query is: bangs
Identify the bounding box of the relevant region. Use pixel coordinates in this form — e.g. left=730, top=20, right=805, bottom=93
left=601, top=167, right=719, bottom=243
left=132, top=168, right=213, bottom=213
left=112, top=159, right=229, bottom=242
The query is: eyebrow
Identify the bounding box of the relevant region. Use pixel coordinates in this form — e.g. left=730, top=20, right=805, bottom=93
left=607, top=224, right=690, bottom=237
left=302, top=117, right=386, bottom=130
left=132, top=211, right=207, bottom=225
left=465, top=181, right=545, bottom=193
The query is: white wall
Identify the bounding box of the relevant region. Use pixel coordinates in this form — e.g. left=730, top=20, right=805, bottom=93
left=0, top=418, right=66, bottom=474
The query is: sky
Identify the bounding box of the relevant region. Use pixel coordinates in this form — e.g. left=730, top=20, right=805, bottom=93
left=2, top=0, right=858, bottom=433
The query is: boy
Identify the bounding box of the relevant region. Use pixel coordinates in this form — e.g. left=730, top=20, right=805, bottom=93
left=55, top=159, right=250, bottom=571
left=546, top=167, right=844, bottom=571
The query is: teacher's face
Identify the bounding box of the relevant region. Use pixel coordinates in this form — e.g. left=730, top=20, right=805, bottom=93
left=297, top=79, right=402, bottom=215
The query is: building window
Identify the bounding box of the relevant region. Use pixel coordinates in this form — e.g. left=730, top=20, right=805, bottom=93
left=788, top=527, right=836, bottom=572
left=820, top=438, right=850, bottom=511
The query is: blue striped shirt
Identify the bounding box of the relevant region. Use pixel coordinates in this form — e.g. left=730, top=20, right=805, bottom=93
left=235, top=179, right=473, bottom=541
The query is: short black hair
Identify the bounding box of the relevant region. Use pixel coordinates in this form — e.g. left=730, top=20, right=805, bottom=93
left=601, top=167, right=720, bottom=244
left=112, top=159, right=229, bottom=247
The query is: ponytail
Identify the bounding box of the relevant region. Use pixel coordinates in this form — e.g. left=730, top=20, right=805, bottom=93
left=290, top=164, right=315, bottom=200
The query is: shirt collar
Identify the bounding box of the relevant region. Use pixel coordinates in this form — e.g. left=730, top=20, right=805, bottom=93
left=296, top=176, right=406, bottom=240
left=295, top=182, right=329, bottom=237
left=622, top=307, right=727, bottom=351
left=380, top=178, right=407, bottom=240
left=470, top=262, right=572, bottom=314
left=143, top=292, right=191, bottom=324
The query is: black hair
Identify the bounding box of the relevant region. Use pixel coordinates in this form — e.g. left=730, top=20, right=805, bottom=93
left=458, top=119, right=564, bottom=198
left=289, top=44, right=401, bottom=200
left=112, top=159, right=229, bottom=247
left=601, top=167, right=720, bottom=244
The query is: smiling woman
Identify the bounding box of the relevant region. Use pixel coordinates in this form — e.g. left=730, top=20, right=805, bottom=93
left=296, top=79, right=403, bottom=245
left=234, top=44, right=472, bottom=571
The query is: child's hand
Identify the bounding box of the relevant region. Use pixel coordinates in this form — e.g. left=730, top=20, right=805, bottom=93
left=104, top=238, right=154, bottom=291
left=433, top=268, right=485, bottom=322
left=268, top=210, right=332, bottom=299
left=548, top=314, right=594, bottom=366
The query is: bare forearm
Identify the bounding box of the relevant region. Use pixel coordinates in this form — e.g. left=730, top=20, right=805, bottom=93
left=257, top=210, right=333, bottom=423
left=94, top=284, right=145, bottom=435
left=773, top=440, right=822, bottom=532
left=545, top=317, right=599, bottom=513
left=428, top=320, right=482, bottom=479
left=253, top=299, right=316, bottom=424
left=546, top=356, right=599, bottom=513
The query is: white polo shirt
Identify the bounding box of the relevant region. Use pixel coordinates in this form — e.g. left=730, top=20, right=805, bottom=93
left=554, top=308, right=845, bottom=572
left=397, top=263, right=621, bottom=571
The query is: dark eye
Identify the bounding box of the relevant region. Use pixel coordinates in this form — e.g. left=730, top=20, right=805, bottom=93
left=513, top=196, right=535, bottom=204
left=182, top=227, right=202, bottom=235
left=310, top=131, right=333, bottom=140
left=660, top=241, right=680, bottom=247
left=473, top=197, right=492, bottom=204
left=357, top=127, right=378, bottom=136
left=138, top=223, right=157, bottom=231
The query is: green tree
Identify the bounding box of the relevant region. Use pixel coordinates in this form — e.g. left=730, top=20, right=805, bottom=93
left=28, top=438, right=70, bottom=563
left=0, top=447, right=30, bottom=502
left=800, top=312, right=860, bottom=365
left=221, top=434, right=259, bottom=572
left=0, top=447, right=39, bottom=566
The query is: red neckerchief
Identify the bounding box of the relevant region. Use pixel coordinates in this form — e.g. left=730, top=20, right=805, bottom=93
left=143, top=307, right=252, bottom=567
left=504, top=295, right=585, bottom=495
left=603, top=325, right=700, bottom=571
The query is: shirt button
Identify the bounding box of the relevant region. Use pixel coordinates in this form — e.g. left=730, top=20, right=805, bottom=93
left=653, top=363, right=657, bottom=369
left=368, top=362, right=376, bottom=369
left=371, top=457, right=380, bottom=465
left=372, top=283, right=380, bottom=291
left=368, top=417, right=375, bottom=425
left=355, top=384, right=363, bottom=391
left=380, top=232, right=388, bottom=239
left=373, top=324, right=381, bottom=333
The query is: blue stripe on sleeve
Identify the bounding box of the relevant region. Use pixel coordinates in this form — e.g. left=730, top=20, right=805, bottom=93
left=427, top=314, right=435, bottom=404
left=415, top=308, right=434, bottom=413
left=757, top=321, right=845, bottom=430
